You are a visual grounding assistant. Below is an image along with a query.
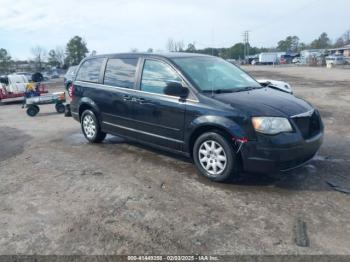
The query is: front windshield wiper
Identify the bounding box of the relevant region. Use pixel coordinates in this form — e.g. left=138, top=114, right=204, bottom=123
left=233, top=86, right=262, bottom=92
left=202, top=89, right=235, bottom=94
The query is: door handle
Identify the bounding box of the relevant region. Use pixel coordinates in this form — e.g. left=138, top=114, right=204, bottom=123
left=123, top=95, right=132, bottom=101
left=137, top=97, right=153, bottom=105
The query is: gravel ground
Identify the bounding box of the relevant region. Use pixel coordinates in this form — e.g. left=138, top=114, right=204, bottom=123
left=0, top=68, right=350, bottom=255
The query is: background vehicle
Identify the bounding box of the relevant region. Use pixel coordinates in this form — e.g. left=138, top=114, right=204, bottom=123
left=326, top=55, right=345, bottom=67
left=0, top=74, right=47, bottom=102
left=292, top=57, right=301, bottom=64
left=70, top=53, right=323, bottom=182
left=64, top=66, right=77, bottom=92
left=258, top=52, right=284, bottom=64
left=0, top=74, right=29, bottom=102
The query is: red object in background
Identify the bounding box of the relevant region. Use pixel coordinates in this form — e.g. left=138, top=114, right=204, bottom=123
left=68, top=84, right=74, bottom=98
left=0, top=83, right=48, bottom=101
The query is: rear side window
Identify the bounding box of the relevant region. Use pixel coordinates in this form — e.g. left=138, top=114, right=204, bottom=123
left=103, top=58, right=138, bottom=88
left=76, top=58, right=104, bottom=83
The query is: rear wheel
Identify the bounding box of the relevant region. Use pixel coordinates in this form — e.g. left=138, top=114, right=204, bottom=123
left=81, top=110, right=106, bottom=143
left=26, top=105, right=40, bottom=117
left=193, top=131, right=239, bottom=182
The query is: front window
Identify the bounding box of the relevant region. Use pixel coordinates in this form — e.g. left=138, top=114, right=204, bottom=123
left=141, top=59, right=182, bottom=95
left=172, top=56, right=261, bottom=92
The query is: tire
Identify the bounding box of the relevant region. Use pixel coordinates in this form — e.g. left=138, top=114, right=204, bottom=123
left=64, top=104, right=72, bottom=117
left=81, top=110, right=106, bottom=143
left=55, top=103, right=65, bottom=114
left=26, top=105, right=40, bottom=117
left=193, top=131, right=239, bottom=182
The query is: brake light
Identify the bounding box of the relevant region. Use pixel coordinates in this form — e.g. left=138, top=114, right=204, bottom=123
left=68, top=84, right=74, bottom=98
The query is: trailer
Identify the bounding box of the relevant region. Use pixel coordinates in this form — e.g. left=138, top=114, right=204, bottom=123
left=25, top=92, right=66, bottom=117
left=258, top=52, right=285, bottom=65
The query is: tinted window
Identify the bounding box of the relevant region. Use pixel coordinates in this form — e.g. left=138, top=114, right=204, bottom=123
left=141, top=60, right=181, bottom=95
left=104, top=58, right=138, bottom=88
left=76, top=58, right=104, bottom=83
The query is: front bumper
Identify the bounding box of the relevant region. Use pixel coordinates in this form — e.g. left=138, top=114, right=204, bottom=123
left=240, top=131, right=323, bottom=174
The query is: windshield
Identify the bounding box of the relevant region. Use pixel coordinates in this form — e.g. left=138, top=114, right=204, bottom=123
left=172, top=56, right=261, bottom=92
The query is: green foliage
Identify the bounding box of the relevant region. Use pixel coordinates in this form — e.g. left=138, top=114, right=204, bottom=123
left=277, top=36, right=300, bottom=52
left=48, top=50, right=59, bottom=67
left=310, top=32, right=331, bottom=49
left=185, top=43, right=196, bottom=52
left=0, top=48, right=12, bottom=74
left=65, top=36, right=88, bottom=66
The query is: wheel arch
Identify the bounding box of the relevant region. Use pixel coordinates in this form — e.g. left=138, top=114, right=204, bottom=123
left=78, top=97, right=101, bottom=122
left=186, top=115, right=247, bottom=158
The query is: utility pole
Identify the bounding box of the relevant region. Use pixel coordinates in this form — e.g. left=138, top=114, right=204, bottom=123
left=242, top=30, right=250, bottom=63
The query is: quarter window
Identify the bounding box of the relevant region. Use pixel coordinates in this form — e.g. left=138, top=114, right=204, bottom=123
left=141, top=60, right=181, bottom=95
left=76, top=58, right=104, bottom=83
left=104, top=58, right=138, bottom=88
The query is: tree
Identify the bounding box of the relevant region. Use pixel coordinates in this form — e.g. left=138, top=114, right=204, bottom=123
left=334, top=30, right=350, bottom=47
left=31, top=46, right=47, bottom=71
left=277, top=36, right=299, bottom=52
left=166, top=38, right=184, bottom=52
left=0, top=48, right=12, bottom=74
left=54, top=47, right=65, bottom=67
left=47, top=47, right=66, bottom=68
left=65, top=36, right=88, bottom=66
left=147, top=48, right=153, bottom=53
left=166, top=38, right=176, bottom=52
left=48, top=50, right=58, bottom=67
left=334, top=37, right=345, bottom=48
left=186, top=43, right=196, bottom=52
left=310, top=32, right=331, bottom=49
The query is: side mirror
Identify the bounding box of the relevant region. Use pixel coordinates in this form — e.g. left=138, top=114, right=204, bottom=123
left=164, top=81, right=189, bottom=98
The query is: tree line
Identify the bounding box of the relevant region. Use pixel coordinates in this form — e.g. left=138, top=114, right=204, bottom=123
left=1, top=30, right=349, bottom=74
left=166, top=30, right=350, bottom=59
left=0, top=36, right=89, bottom=74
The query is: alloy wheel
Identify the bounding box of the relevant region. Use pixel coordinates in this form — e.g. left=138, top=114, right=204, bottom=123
left=83, top=115, right=96, bottom=139
left=198, top=140, right=227, bottom=176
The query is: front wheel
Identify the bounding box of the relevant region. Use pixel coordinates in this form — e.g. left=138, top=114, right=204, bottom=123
left=81, top=110, right=106, bottom=143
left=193, top=131, right=239, bottom=182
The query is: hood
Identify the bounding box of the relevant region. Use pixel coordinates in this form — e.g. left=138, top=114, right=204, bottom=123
left=209, top=88, right=313, bottom=117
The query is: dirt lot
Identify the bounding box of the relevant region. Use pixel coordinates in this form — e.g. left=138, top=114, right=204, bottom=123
left=0, top=67, right=350, bottom=255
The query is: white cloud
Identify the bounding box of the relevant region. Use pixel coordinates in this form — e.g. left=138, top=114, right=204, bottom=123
left=0, top=0, right=349, bottom=59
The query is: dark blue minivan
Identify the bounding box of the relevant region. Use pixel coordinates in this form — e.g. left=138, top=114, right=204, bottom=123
left=70, top=53, right=323, bottom=181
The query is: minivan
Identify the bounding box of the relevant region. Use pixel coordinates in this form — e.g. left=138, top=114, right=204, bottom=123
left=70, top=53, right=323, bottom=181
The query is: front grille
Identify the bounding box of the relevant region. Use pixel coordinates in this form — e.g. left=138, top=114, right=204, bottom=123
left=292, top=110, right=321, bottom=139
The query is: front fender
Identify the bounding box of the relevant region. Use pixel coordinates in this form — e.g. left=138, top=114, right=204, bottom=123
left=185, top=115, right=247, bottom=152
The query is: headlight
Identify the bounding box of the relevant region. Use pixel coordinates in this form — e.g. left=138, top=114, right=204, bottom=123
left=252, top=117, right=292, bottom=135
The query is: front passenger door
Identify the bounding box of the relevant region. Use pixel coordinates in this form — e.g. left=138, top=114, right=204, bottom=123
left=132, top=59, right=186, bottom=151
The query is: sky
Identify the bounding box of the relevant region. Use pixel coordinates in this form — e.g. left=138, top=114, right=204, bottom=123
left=0, top=0, right=349, bottom=60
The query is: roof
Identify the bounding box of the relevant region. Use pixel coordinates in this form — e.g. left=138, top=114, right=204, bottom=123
left=328, top=45, right=350, bottom=51
left=86, top=52, right=212, bottom=60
